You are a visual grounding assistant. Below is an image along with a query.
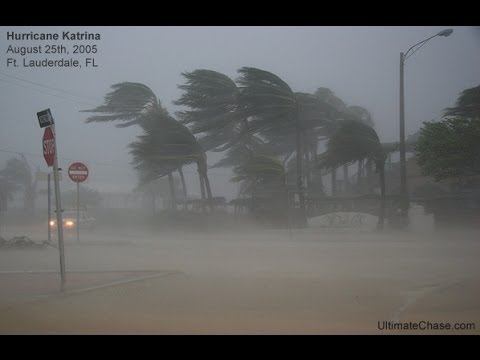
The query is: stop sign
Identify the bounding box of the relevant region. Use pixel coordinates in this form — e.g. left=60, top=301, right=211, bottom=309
left=42, top=127, right=55, bottom=167
left=68, top=162, right=89, bottom=183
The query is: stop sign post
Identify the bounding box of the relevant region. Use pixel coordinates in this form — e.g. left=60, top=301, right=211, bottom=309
left=68, top=162, right=89, bottom=243
left=37, top=108, right=66, bottom=291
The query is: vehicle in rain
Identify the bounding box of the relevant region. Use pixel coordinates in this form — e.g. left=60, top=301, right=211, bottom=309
left=49, top=210, right=96, bottom=231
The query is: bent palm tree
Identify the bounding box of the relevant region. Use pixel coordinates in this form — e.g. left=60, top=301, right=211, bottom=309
left=129, top=110, right=208, bottom=210
left=175, top=69, right=249, bottom=153
left=319, top=119, right=387, bottom=229
left=237, top=67, right=333, bottom=226
left=444, top=84, right=480, bottom=120
left=82, top=82, right=213, bottom=210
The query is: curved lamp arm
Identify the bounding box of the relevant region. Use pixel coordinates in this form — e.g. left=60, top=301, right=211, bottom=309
left=403, top=29, right=453, bottom=62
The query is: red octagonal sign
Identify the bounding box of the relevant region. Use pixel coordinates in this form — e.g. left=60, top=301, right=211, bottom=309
left=68, top=162, right=89, bottom=183
left=42, top=127, right=55, bottom=167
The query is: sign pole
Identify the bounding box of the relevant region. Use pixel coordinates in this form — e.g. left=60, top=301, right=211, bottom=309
left=76, top=182, right=80, bottom=242
left=67, top=162, right=89, bottom=243
left=51, top=124, right=66, bottom=291
left=48, top=173, right=51, bottom=243
left=38, top=108, right=66, bottom=291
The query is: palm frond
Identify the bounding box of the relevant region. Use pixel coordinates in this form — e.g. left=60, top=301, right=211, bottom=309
left=81, top=82, right=159, bottom=128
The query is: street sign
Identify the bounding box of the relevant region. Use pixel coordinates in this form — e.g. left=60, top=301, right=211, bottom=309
left=37, top=108, right=54, bottom=128
left=68, top=162, right=89, bottom=183
left=42, top=127, right=55, bottom=167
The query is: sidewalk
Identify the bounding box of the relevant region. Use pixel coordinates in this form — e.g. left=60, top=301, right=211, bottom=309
left=0, top=270, right=175, bottom=306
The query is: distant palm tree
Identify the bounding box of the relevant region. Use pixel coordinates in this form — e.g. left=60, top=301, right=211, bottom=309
left=314, top=88, right=376, bottom=195
left=314, top=87, right=346, bottom=196
left=345, top=105, right=375, bottom=193
left=0, top=155, right=37, bottom=216
left=231, top=154, right=287, bottom=219
left=0, top=177, right=16, bottom=208
left=231, top=155, right=285, bottom=189
left=0, top=174, right=17, bottom=236
left=319, top=119, right=387, bottom=229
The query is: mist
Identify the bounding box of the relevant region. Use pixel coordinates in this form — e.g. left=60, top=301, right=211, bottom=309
left=0, top=26, right=479, bottom=334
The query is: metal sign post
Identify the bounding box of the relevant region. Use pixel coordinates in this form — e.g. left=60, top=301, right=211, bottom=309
left=48, top=173, right=51, bottom=243
left=68, top=162, right=89, bottom=243
left=51, top=125, right=66, bottom=291
left=77, top=182, right=80, bottom=242
left=39, top=109, right=66, bottom=291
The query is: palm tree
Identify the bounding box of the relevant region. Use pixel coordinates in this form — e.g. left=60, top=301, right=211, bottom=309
left=175, top=70, right=249, bottom=153
left=231, top=155, right=286, bottom=190
left=176, top=69, right=300, bottom=214
left=128, top=108, right=212, bottom=212
left=0, top=155, right=37, bottom=216
left=444, top=84, right=480, bottom=120
left=175, top=70, right=253, bottom=211
left=231, top=154, right=288, bottom=223
left=319, top=119, right=387, bottom=229
left=236, top=67, right=333, bottom=226
left=314, top=88, right=376, bottom=196
left=314, top=87, right=347, bottom=196
left=82, top=82, right=213, bottom=211
left=0, top=175, right=17, bottom=237
left=345, top=105, right=375, bottom=194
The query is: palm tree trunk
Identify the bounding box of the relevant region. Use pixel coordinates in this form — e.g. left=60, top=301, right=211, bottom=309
left=331, top=167, right=337, bottom=196
left=167, top=172, right=177, bottom=210
left=284, top=174, right=293, bottom=239
left=357, top=160, right=363, bottom=192
left=203, top=170, right=214, bottom=213
left=197, top=163, right=207, bottom=214
left=305, top=149, right=311, bottom=191
left=251, top=176, right=257, bottom=215
left=295, top=121, right=307, bottom=227
left=200, top=154, right=214, bottom=213
left=366, top=160, right=373, bottom=193
left=377, top=163, right=386, bottom=230
left=343, top=164, right=349, bottom=195
left=197, top=155, right=213, bottom=213
left=313, top=151, right=324, bottom=193
left=177, top=165, right=188, bottom=211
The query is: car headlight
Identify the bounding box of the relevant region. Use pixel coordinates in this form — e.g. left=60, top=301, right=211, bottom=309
left=65, top=221, right=74, bottom=227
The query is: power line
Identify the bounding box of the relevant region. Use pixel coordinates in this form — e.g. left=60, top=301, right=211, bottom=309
left=0, top=71, right=100, bottom=103
left=0, top=74, right=175, bottom=113
left=0, top=76, right=98, bottom=108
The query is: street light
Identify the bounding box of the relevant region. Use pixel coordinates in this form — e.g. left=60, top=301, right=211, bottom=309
left=398, top=28, right=453, bottom=226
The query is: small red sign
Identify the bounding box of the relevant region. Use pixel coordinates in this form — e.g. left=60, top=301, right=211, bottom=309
left=68, top=162, right=89, bottom=183
left=42, top=127, right=55, bottom=167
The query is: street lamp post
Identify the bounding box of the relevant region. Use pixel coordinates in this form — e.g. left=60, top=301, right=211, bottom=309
left=399, top=28, right=453, bottom=227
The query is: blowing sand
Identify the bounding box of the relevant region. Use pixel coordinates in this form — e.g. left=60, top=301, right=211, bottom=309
left=0, top=226, right=479, bottom=334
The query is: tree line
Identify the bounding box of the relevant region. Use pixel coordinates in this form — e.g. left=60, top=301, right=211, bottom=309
left=81, top=67, right=391, bottom=228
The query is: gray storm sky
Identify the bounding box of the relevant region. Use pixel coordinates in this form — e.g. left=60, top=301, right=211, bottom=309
left=1, top=26, right=479, bottom=198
